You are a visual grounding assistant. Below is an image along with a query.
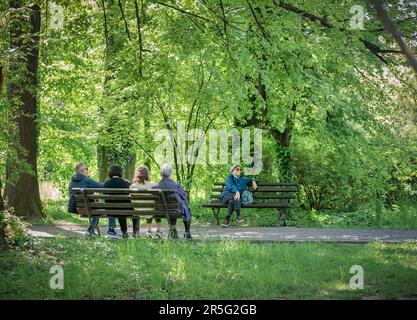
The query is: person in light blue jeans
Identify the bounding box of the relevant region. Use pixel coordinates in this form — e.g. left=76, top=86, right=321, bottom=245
left=67, top=162, right=119, bottom=237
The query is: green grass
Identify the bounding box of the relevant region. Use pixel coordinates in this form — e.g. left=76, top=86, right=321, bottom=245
left=1, top=238, right=417, bottom=299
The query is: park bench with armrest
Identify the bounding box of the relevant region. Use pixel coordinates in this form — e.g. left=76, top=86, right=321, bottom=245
left=202, top=181, right=298, bottom=226
left=71, top=188, right=182, bottom=238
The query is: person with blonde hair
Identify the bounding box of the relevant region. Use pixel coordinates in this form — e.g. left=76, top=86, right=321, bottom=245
left=130, top=165, right=161, bottom=238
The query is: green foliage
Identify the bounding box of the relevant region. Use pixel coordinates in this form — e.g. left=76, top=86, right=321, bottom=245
left=42, top=200, right=86, bottom=225
left=0, top=209, right=31, bottom=248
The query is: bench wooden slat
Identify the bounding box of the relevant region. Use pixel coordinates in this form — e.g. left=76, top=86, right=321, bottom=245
left=85, top=202, right=179, bottom=209
left=75, top=194, right=162, bottom=201
left=71, top=188, right=176, bottom=195
left=202, top=203, right=294, bottom=208
left=211, top=187, right=297, bottom=193
left=83, top=209, right=181, bottom=216
left=210, top=194, right=295, bottom=199
left=213, top=181, right=298, bottom=186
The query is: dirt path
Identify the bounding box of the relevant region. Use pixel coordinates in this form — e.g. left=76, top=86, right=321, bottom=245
left=28, top=224, right=417, bottom=243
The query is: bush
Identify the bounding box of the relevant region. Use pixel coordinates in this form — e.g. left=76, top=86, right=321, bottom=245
left=0, top=208, right=31, bottom=249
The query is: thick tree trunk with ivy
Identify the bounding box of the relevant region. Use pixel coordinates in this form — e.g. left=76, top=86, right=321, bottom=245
left=270, top=103, right=297, bottom=182
left=5, top=2, right=43, bottom=219
left=242, top=70, right=296, bottom=182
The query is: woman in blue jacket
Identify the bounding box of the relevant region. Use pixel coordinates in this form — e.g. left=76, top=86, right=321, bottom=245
left=220, top=165, right=257, bottom=227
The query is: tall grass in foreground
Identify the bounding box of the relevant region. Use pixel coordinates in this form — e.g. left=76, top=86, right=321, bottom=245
left=1, top=238, right=416, bottom=299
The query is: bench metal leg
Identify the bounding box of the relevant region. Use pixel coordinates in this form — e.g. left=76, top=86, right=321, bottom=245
left=211, top=208, right=220, bottom=226
left=95, top=223, right=101, bottom=237
left=168, top=217, right=178, bottom=239
left=87, top=217, right=101, bottom=237
left=279, top=208, right=286, bottom=227
left=91, top=217, right=101, bottom=236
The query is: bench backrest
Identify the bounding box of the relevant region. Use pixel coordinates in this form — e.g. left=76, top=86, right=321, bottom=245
left=211, top=181, right=298, bottom=203
left=71, top=188, right=181, bottom=218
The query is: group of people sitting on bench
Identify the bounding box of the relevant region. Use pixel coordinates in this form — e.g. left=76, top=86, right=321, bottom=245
left=67, top=162, right=257, bottom=238
left=67, top=162, right=192, bottom=239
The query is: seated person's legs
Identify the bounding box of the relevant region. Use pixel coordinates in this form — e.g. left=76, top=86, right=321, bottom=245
left=234, top=199, right=243, bottom=223
left=106, top=217, right=120, bottom=237
left=132, top=217, right=139, bottom=237
left=153, top=217, right=163, bottom=238
left=117, top=217, right=128, bottom=238
left=146, top=217, right=153, bottom=235
left=183, top=219, right=192, bottom=239
left=221, top=193, right=234, bottom=226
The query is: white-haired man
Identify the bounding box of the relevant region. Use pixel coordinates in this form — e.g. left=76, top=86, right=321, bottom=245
left=68, top=162, right=119, bottom=238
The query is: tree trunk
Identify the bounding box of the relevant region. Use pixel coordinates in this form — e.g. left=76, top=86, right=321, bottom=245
left=97, top=0, right=135, bottom=181
left=124, top=153, right=136, bottom=181
left=0, top=176, right=8, bottom=249
left=0, top=176, right=5, bottom=211
left=5, top=2, right=43, bottom=219
left=143, top=118, right=152, bottom=171
left=270, top=104, right=296, bottom=182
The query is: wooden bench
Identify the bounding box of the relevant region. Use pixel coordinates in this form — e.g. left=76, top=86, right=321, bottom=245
left=202, top=181, right=298, bottom=226
left=71, top=188, right=182, bottom=238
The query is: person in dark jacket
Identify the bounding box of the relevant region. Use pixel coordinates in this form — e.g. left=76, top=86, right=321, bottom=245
left=220, top=165, right=257, bottom=227
left=103, top=164, right=132, bottom=239
left=153, top=163, right=192, bottom=239
left=68, top=162, right=118, bottom=237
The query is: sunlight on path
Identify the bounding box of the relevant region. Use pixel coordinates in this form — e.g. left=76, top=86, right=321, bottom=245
left=28, top=224, right=417, bottom=243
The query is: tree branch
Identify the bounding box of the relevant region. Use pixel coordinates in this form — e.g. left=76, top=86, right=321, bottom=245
left=117, top=0, right=131, bottom=41
left=370, top=0, right=417, bottom=73
left=154, top=1, right=211, bottom=22
left=134, top=0, right=143, bottom=76
left=273, top=0, right=407, bottom=64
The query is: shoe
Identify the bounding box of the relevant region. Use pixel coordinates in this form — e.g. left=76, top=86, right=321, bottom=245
left=169, top=228, right=179, bottom=239
left=105, top=229, right=121, bottom=239
left=146, top=230, right=153, bottom=237
left=85, top=227, right=97, bottom=238
left=237, top=215, right=244, bottom=224
left=122, top=232, right=129, bottom=239
left=155, top=230, right=164, bottom=238
left=85, top=231, right=97, bottom=238
left=222, top=219, right=230, bottom=228
left=184, top=232, right=192, bottom=239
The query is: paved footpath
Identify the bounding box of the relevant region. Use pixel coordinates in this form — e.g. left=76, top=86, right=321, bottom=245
left=28, top=224, right=417, bottom=243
